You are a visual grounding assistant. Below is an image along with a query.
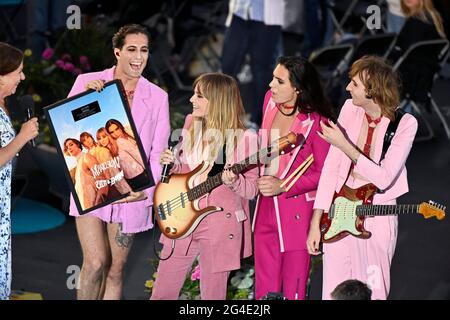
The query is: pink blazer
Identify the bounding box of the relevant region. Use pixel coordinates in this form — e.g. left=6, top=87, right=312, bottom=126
left=253, top=91, right=331, bottom=252
left=314, top=99, right=418, bottom=211
left=68, top=66, right=170, bottom=233
left=160, top=115, right=258, bottom=273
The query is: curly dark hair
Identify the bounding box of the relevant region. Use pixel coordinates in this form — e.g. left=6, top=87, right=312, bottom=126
left=112, top=24, right=150, bottom=50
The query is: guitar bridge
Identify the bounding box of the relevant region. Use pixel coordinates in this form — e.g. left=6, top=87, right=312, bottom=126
left=157, top=203, right=166, bottom=220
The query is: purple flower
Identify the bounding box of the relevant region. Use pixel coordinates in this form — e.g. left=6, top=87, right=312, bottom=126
left=79, top=56, right=91, bottom=71
left=55, top=59, right=65, bottom=69
left=63, top=62, right=75, bottom=72
left=42, top=48, right=54, bottom=60
left=72, top=68, right=82, bottom=76
left=61, top=53, right=72, bottom=62
left=190, top=264, right=200, bottom=281
left=83, top=62, right=91, bottom=71
left=79, top=55, right=89, bottom=65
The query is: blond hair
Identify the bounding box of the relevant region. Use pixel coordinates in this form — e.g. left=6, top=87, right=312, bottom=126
left=401, top=0, right=446, bottom=38
left=188, top=73, right=246, bottom=160
left=349, top=56, right=400, bottom=121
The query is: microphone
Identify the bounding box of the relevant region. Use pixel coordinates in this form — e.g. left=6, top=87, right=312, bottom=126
left=160, top=146, right=173, bottom=183
left=160, top=137, right=182, bottom=183
left=20, top=95, right=35, bottom=147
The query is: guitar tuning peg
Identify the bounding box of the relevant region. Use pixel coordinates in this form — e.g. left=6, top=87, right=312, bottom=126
left=291, top=144, right=295, bottom=148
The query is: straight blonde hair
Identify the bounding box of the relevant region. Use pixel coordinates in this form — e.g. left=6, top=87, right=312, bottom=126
left=188, top=73, right=246, bottom=161
left=401, top=0, right=446, bottom=38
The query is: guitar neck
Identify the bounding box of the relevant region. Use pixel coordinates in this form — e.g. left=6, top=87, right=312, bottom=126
left=187, top=146, right=273, bottom=201
left=356, top=204, right=420, bottom=216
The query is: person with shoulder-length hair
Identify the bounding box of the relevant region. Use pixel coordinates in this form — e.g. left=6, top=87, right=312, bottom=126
left=389, top=0, right=447, bottom=104
left=67, top=24, right=170, bottom=300
left=64, top=138, right=108, bottom=209
left=253, top=56, right=333, bottom=300
left=80, top=131, right=131, bottom=198
left=308, top=55, right=418, bottom=300
left=151, top=73, right=258, bottom=300
left=104, top=119, right=149, bottom=190
left=94, top=128, right=132, bottom=196
left=0, top=42, right=38, bottom=300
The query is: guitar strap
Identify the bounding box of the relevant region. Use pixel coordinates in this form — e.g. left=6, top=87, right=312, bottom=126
left=208, top=144, right=227, bottom=177
left=377, top=108, right=406, bottom=194
left=381, top=108, right=406, bottom=161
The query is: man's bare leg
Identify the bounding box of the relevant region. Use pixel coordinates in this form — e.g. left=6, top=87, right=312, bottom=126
left=75, top=216, right=111, bottom=300
left=102, top=223, right=134, bottom=300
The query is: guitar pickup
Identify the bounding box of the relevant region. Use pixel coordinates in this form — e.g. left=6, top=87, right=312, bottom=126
left=157, top=204, right=166, bottom=220
left=329, top=205, right=335, bottom=219
left=180, top=193, right=185, bottom=208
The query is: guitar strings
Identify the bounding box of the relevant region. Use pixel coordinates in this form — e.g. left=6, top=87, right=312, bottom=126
left=158, top=138, right=291, bottom=214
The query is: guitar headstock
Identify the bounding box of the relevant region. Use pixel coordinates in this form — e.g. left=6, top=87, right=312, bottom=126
left=418, top=201, right=446, bottom=220
left=276, top=132, right=306, bottom=154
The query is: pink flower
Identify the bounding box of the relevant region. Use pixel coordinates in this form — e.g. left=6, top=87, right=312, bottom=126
left=72, top=68, right=82, bottom=76
left=42, top=48, right=54, bottom=60
left=55, top=59, right=65, bottom=69
left=190, top=265, right=200, bottom=281
left=61, top=53, right=72, bottom=62
left=63, top=62, right=75, bottom=72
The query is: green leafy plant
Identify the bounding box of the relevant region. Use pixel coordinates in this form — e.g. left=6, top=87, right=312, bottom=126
left=145, top=256, right=255, bottom=300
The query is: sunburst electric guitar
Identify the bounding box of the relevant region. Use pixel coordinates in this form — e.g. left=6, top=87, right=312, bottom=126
left=320, top=183, right=446, bottom=243
left=154, top=132, right=302, bottom=239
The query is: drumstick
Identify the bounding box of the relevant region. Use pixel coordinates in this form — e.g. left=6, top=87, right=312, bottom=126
left=280, top=154, right=313, bottom=188
left=284, top=157, right=313, bottom=192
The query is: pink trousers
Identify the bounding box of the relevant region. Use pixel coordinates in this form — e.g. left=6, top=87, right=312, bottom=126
left=150, top=218, right=230, bottom=300
left=322, top=215, right=398, bottom=300
left=254, top=196, right=311, bottom=300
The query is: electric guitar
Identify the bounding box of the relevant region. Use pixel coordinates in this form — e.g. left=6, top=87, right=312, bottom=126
left=320, top=183, right=446, bottom=243
left=154, top=132, right=302, bottom=239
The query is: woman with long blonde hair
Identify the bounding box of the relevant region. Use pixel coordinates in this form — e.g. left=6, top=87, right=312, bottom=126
left=151, top=73, right=258, bottom=300
left=389, top=0, right=447, bottom=104
left=401, top=0, right=446, bottom=38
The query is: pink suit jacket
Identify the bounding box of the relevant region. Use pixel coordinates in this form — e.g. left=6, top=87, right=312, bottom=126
left=68, top=66, right=170, bottom=233
left=253, top=91, right=331, bottom=252
left=159, top=115, right=258, bottom=273
left=314, top=99, right=418, bottom=211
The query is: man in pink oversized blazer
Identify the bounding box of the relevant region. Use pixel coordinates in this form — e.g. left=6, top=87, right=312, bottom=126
left=308, top=55, right=418, bottom=300
left=67, top=24, right=170, bottom=299
left=254, top=56, right=333, bottom=300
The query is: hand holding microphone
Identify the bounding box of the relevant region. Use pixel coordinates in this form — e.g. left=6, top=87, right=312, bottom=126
left=18, top=95, right=38, bottom=147
left=160, top=138, right=181, bottom=183
left=160, top=146, right=175, bottom=183
left=19, top=116, right=39, bottom=146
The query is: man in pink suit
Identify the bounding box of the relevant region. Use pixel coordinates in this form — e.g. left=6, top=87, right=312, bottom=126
left=254, top=56, right=332, bottom=300
left=308, top=55, right=418, bottom=300
left=67, top=24, right=170, bottom=299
